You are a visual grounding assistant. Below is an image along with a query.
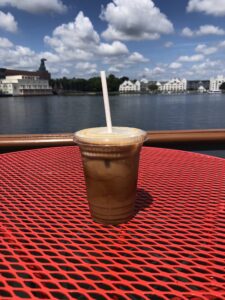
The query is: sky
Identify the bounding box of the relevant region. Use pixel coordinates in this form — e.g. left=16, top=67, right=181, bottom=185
left=0, top=0, right=225, bottom=80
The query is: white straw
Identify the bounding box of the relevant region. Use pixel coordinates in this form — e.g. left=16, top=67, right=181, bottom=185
left=100, top=71, right=112, bottom=133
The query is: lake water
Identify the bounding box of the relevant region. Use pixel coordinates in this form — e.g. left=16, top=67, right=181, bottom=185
left=1, top=93, right=225, bottom=157
left=1, top=93, right=225, bottom=134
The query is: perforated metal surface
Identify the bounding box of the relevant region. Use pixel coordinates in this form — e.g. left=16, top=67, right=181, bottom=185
left=0, top=146, right=225, bottom=300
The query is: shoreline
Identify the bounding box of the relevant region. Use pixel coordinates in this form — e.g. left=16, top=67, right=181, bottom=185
left=0, top=91, right=224, bottom=98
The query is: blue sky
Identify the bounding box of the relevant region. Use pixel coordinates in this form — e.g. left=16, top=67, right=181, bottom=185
left=0, top=0, right=225, bottom=80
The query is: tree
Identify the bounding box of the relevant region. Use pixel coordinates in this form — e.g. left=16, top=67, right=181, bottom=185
left=119, top=76, right=129, bottom=84
left=148, top=84, right=158, bottom=92
left=219, top=82, right=225, bottom=91
left=87, top=77, right=102, bottom=92
left=61, top=77, right=70, bottom=90
left=74, top=78, right=88, bottom=91
left=49, top=74, right=130, bottom=92
left=107, top=74, right=121, bottom=92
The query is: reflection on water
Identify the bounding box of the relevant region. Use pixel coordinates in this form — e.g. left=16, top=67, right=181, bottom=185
left=0, top=93, right=225, bottom=157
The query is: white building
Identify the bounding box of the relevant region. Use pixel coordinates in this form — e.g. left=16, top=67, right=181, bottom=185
left=209, top=75, right=225, bottom=92
left=159, top=78, right=187, bottom=93
left=156, top=81, right=162, bottom=89
left=119, top=80, right=141, bottom=93
left=198, top=85, right=206, bottom=93
left=0, top=75, right=52, bottom=96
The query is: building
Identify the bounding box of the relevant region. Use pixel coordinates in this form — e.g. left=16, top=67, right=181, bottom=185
left=140, top=78, right=149, bottom=92
left=119, top=80, right=141, bottom=93
left=209, top=75, right=225, bottom=92
left=187, top=80, right=209, bottom=91
left=158, top=78, right=187, bottom=93
left=0, top=75, right=52, bottom=96
left=0, top=58, right=51, bottom=80
left=0, top=59, right=52, bottom=96
left=198, top=85, right=207, bottom=93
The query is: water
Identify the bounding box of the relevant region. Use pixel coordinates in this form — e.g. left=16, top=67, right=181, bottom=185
left=0, top=93, right=225, bottom=157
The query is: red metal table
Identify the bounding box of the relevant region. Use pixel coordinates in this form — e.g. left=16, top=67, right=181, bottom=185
left=0, top=146, right=225, bottom=300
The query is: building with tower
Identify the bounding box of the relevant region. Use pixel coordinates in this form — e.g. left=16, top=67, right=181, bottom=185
left=0, top=59, right=52, bottom=96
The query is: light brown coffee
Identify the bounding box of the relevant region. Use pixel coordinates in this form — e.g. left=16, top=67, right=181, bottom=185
left=74, top=127, right=146, bottom=225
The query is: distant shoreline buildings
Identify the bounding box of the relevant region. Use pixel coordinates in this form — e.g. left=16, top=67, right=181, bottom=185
left=119, top=80, right=141, bottom=92
left=158, top=78, right=187, bottom=93
left=0, top=61, right=224, bottom=96
left=209, top=75, right=225, bottom=93
left=0, top=59, right=52, bottom=96
left=119, top=75, right=225, bottom=94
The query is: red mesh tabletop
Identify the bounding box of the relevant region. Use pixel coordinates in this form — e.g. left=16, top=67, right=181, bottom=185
left=0, top=146, right=225, bottom=300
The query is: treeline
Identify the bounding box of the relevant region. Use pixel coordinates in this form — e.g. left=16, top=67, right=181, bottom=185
left=220, top=82, right=225, bottom=90
left=50, top=74, right=129, bottom=92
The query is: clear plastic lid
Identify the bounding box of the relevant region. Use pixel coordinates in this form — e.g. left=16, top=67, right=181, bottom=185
left=74, top=127, right=147, bottom=145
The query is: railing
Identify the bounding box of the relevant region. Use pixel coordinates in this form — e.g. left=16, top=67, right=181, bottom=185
left=1, top=129, right=225, bottom=153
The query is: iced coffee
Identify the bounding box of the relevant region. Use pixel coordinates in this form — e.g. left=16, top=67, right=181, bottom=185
left=74, top=127, right=146, bottom=225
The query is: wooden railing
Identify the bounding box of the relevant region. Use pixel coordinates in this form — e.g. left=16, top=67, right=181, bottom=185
left=1, top=129, right=225, bottom=153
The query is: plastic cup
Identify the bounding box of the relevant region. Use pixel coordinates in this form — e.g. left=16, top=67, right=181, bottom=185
left=74, top=127, right=147, bottom=225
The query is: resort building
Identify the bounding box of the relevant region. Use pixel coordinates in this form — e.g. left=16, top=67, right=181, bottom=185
left=158, top=78, right=187, bottom=93
left=140, top=78, right=149, bottom=92
left=187, top=80, right=209, bottom=91
left=0, top=58, right=52, bottom=96
left=119, top=80, right=141, bottom=93
left=0, top=58, right=51, bottom=81
left=198, top=85, right=207, bottom=93
left=209, top=75, right=225, bottom=92
left=0, top=75, right=52, bottom=96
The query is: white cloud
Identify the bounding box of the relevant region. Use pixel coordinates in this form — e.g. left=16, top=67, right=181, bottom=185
left=191, top=59, right=222, bottom=76
left=169, top=62, right=182, bottom=69
left=219, top=40, right=225, bottom=47
left=39, top=51, right=60, bottom=64
left=61, top=68, right=70, bottom=75
left=98, top=41, right=129, bottom=56
left=0, top=10, right=17, bottom=32
left=0, top=37, right=13, bottom=47
left=196, top=25, right=225, bottom=35
left=101, top=51, right=149, bottom=74
left=164, top=41, right=174, bottom=48
left=76, top=62, right=97, bottom=74
left=195, top=44, right=217, bottom=55
left=0, top=44, right=38, bottom=69
left=178, top=54, right=204, bottom=62
left=0, top=33, right=146, bottom=77
left=108, top=63, right=127, bottom=72
left=187, top=0, right=225, bottom=16
left=181, top=27, right=194, bottom=37
left=181, top=25, right=225, bottom=37
left=0, top=0, right=67, bottom=14
left=108, top=66, right=121, bottom=73
left=100, top=0, right=174, bottom=41
left=48, top=11, right=100, bottom=47
left=43, top=11, right=149, bottom=76
left=127, top=52, right=149, bottom=63
left=141, top=66, right=166, bottom=79
left=44, top=11, right=100, bottom=61
left=185, top=70, right=195, bottom=77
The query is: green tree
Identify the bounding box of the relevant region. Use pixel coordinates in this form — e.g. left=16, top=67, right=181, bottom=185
left=49, top=74, right=131, bottom=92
left=219, top=82, right=225, bottom=91
left=87, top=77, right=102, bottom=92
left=61, top=77, right=70, bottom=90
left=119, top=76, right=129, bottom=84
left=107, top=74, right=121, bottom=92
left=74, top=78, right=88, bottom=91
left=148, top=84, right=158, bottom=92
